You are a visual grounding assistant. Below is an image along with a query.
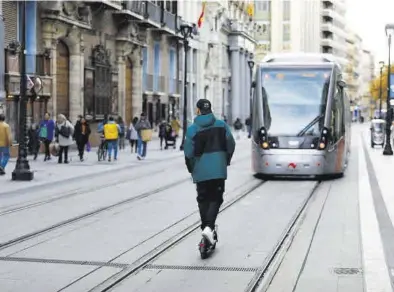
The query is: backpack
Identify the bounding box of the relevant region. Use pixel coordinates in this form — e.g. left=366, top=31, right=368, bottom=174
left=59, top=125, right=71, bottom=138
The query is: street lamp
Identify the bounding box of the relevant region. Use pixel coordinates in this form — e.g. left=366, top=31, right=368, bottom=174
left=247, top=59, right=255, bottom=116
left=383, top=24, right=394, bottom=156
left=379, top=61, right=384, bottom=117
left=12, top=0, right=34, bottom=181
left=179, top=22, right=193, bottom=151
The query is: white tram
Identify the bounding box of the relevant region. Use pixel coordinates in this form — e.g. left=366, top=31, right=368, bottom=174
left=251, top=53, right=351, bottom=179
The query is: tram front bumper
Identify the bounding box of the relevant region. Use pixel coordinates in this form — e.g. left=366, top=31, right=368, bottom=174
left=252, top=150, right=328, bottom=176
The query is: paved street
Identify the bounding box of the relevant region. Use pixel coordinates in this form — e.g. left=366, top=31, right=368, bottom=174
left=0, top=127, right=393, bottom=292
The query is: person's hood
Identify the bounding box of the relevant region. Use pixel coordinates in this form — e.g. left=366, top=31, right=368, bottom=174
left=194, top=113, right=216, bottom=128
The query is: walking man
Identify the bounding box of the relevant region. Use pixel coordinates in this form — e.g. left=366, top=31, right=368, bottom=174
left=0, top=114, right=12, bottom=175
left=103, top=116, right=121, bottom=162
left=183, top=99, right=236, bottom=246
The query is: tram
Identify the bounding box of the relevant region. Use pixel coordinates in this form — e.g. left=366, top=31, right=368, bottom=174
left=251, top=53, right=351, bottom=179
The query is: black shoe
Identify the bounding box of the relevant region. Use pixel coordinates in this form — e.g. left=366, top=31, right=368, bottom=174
left=64, top=161, right=69, bottom=164
left=0, top=167, right=5, bottom=175
left=58, top=161, right=62, bottom=164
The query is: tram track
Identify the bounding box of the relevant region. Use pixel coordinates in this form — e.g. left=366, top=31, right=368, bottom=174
left=87, top=181, right=321, bottom=292
left=0, top=150, right=184, bottom=197
left=0, top=154, right=250, bottom=251
left=87, top=179, right=266, bottom=292
left=0, top=158, right=185, bottom=217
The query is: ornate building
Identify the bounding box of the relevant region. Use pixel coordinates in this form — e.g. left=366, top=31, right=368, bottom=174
left=2, top=1, right=182, bottom=145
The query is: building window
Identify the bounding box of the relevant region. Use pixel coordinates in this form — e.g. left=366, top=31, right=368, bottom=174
left=153, top=42, right=160, bottom=91
left=283, top=23, right=290, bottom=42
left=262, top=1, right=271, bottom=12
left=282, top=42, right=291, bottom=51
left=257, top=22, right=271, bottom=41
left=142, top=47, right=148, bottom=91
left=192, top=49, right=197, bottom=73
left=91, top=45, right=111, bottom=119
left=169, top=48, right=176, bottom=94
left=283, top=1, right=290, bottom=21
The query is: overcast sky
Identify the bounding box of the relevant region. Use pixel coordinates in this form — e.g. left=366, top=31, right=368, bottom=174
left=346, top=0, right=394, bottom=64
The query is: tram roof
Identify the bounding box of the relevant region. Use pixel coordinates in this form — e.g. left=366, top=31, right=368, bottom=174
left=259, top=53, right=340, bottom=68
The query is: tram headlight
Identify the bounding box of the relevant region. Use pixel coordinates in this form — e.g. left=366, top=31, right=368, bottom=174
left=261, top=142, right=269, bottom=149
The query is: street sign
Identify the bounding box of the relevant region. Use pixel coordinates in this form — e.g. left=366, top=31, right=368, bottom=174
left=26, top=75, right=34, bottom=90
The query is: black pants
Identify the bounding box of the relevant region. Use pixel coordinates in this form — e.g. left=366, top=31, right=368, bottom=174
left=43, top=139, right=51, bottom=159
left=196, top=179, right=225, bottom=230
left=160, top=137, right=164, bottom=148
left=58, top=146, right=69, bottom=163
left=130, top=140, right=137, bottom=152
left=77, top=142, right=85, bottom=159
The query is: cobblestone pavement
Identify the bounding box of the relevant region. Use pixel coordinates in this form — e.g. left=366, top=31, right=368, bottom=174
left=0, top=127, right=393, bottom=292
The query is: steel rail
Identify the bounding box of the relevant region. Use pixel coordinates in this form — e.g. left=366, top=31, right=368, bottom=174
left=88, top=180, right=266, bottom=292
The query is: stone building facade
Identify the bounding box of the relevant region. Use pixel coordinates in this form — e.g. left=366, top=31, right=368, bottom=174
left=2, top=1, right=182, bottom=145
left=178, top=0, right=256, bottom=125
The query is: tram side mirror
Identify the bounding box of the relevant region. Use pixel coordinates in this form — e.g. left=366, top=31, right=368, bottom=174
left=337, top=80, right=347, bottom=89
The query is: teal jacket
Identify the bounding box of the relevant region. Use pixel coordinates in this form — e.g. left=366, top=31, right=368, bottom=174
left=184, top=114, right=236, bottom=183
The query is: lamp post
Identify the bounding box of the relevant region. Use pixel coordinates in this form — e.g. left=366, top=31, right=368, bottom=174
left=12, top=0, right=34, bottom=181
left=179, top=22, right=193, bottom=151
left=247, top=59, right=255, bottom=118
left=383, top=24, right=394, bottom=156
left=379, top=61, right=384, bottom=117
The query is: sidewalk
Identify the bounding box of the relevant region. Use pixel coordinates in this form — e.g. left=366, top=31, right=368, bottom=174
left=1, top=130, right=251, bottom=195
left=0, top=139, right=183, bottom=195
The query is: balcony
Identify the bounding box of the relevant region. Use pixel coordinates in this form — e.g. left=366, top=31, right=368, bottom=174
left=118, top=1, right=180, bottom=34
left=86, top=0, right=122, bottom=11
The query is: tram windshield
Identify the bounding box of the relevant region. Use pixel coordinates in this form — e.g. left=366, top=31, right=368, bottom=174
left=261, top=67, right=331, bottom=136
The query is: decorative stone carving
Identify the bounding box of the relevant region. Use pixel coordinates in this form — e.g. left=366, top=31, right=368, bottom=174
left=7, top=41, right=21, bottom=55
left=92, top=44, right=111, bottom=66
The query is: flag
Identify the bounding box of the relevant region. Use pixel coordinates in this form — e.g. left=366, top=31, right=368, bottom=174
left=197, top=1, right=206, bottom=28
left=247, top=3, right=254, bottom=17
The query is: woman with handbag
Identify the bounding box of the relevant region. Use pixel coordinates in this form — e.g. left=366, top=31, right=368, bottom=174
left=38, top=112, right=55, bottom=161
left=74, top=116, right=91, bottom=161
left=55, top=114, right=74, bottom=164
left=135, top=113, right=152, bottom=160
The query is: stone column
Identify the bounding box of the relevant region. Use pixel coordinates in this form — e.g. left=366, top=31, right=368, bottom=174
left=131, top=47, right=143, bottom=117
left=69, top=53, right=82, bottom=123
left=0, top=0, right=5, bottom=103
left=116, top=56, right=126, bottom=120
left=42, top=20, right=56, bottom=115
left=239, top=48, right=245, bottom=123
left=230, top=47, right=240, bottom=124
left=243, top=51, right=249, bottom=120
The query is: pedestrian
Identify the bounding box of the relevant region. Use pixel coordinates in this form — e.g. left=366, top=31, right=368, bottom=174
left=55, top=114, right=74, bottom=164
left=183, top=99, right=236, bottom=246
left=117, top=116, right=126, bottom=150
left=74, top=116, right=91, bottom=162
left=233, top=118, right=243, bottom=140
left=127, top=117, right=139, bottom=153
left=28, top=123, right=40, bottom=160
left=170, top=116, right=181, bottom=147
left=135, top=113, right=152, bottom=160
left=97, top=114, right=109, bottom=154
left=39, top=112, right=55, bottom=161
left=0, top=113, right=12, bottom=175
left=158, top=120, right=166, bottom=150
left=245, top=117, right=252, bottom=139
left=104, top=116, right=121, bottom=162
